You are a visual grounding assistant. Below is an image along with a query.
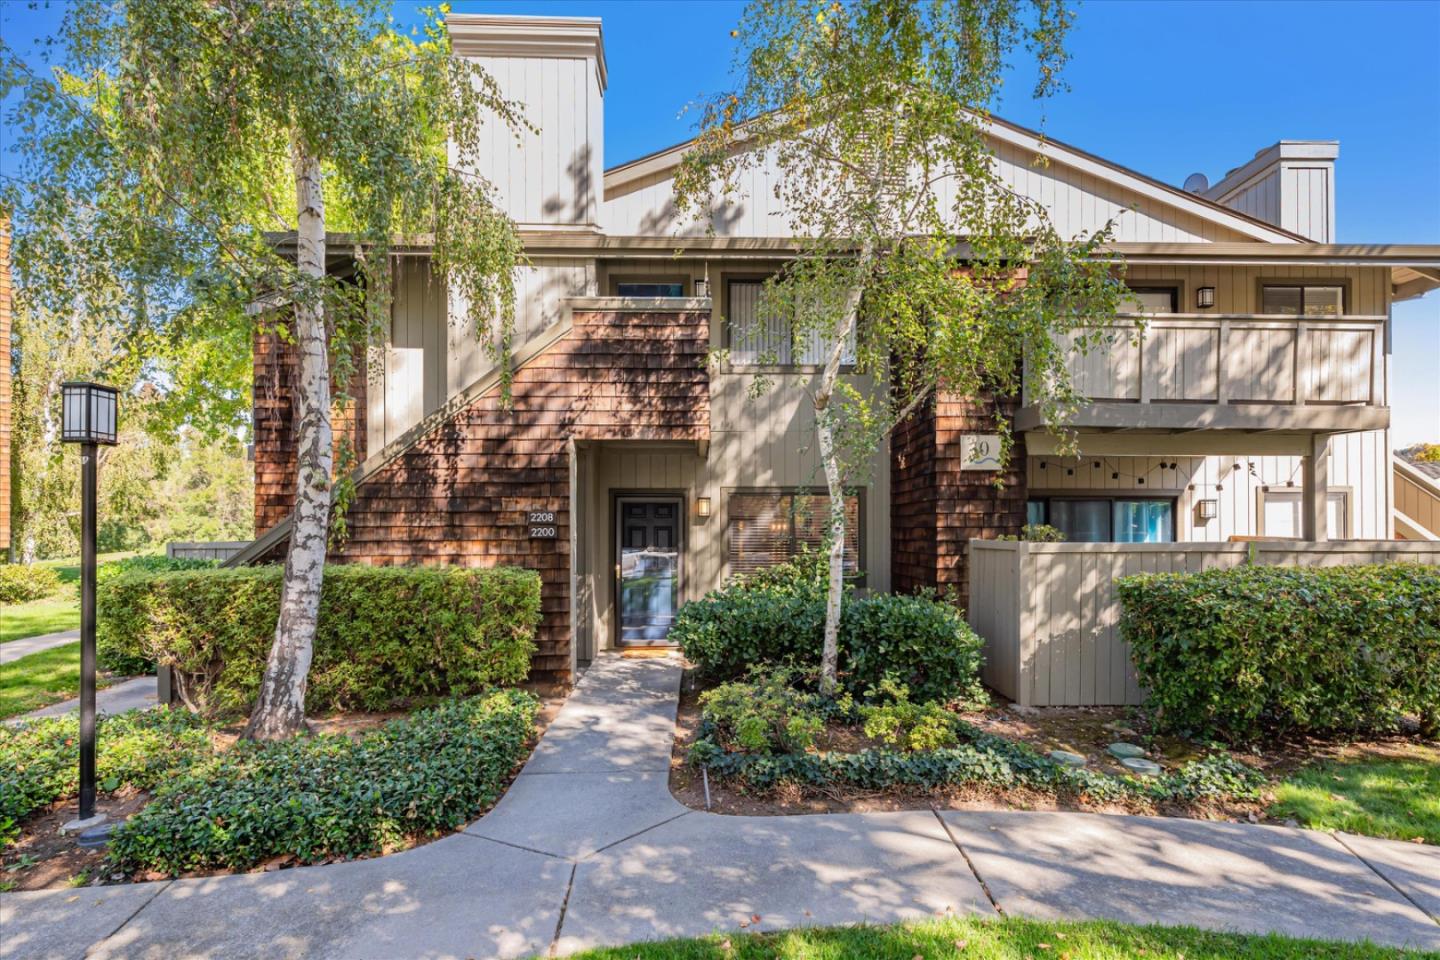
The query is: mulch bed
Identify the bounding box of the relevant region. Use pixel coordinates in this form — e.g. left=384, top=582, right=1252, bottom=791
left=1, top=680, right=570, bottom=892
left=666, top=669, right=1428, bottom=824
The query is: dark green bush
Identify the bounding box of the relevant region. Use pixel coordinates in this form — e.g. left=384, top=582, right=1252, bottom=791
left=1117, top=563, right=1440, bottom=742
left=0, top=563, right=63, bottom=604
left=98, top=554, right=218, bottom=585
left=0, top=709, right=214, bottom=846
left=673, top=569, right=985, bottom=705
left=96, top=558, right=219, bottom=673
left=99, top=564, right=542, bottom=717
left=106, top=690, right=538, bottom=875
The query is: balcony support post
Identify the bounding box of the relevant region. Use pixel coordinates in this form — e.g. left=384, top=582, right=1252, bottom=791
left=1302, top=432, right=1332, bottom=542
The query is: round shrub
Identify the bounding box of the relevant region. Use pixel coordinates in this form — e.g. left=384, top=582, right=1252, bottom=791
left=1118, top=563, right=1440, bottom=742
left=0, top=563, right=63, bottom=604
left=672, top=564, right=985, bottom=705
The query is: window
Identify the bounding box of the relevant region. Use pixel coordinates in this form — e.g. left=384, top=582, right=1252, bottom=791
left=727, top=279, right=856, bottom=366
left=615, top=281, right=686, bottom=298
left=1258, top=489, right=1350, bottom=539
left=1027, top=497, right=1175, bottom=543
left=728, top=491, right=861, bottom=577
left=1124, top=286, right=1178, bottom=313
left=1261, top=284, right=1344, bottom=317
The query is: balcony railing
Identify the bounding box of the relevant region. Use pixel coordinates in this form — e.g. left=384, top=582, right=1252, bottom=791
left=1017, top=313, right=1389, bottom=433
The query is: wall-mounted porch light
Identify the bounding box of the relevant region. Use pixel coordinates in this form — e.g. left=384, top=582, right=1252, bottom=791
left=1195, top=498, right=1219, bottom=521
left=1196, top=286, right=1216, bottom=309
left=694, top=278, right=711, bottom=299
left=696, top=497, right=712, bottom=519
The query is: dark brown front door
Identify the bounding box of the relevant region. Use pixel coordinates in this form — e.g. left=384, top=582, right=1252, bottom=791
left=616, top=498, right=682, bottom=645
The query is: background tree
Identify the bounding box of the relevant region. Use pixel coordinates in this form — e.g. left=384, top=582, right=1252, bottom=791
left=674, top=0, right=1128, bottom=693
left=2, top=0, right=524, bottom=738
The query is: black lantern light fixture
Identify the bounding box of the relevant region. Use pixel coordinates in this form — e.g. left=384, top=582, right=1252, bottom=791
left=1196, top=286, right=1216, bottom=309
left=60, top=382, right=119, bottom=834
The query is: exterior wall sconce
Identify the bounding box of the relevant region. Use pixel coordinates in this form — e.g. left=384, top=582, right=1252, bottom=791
left=1195, top=498, right=1219, bottom=521
left=1196, top=286, right=1216, bottom=309
left=696, top=497, right=712, bottom=519
left=694, top=278, right=711, bottom=299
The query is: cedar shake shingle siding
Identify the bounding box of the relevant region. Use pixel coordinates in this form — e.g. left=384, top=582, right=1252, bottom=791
left=250, top=308, right=710, bottom=677
left=891, top=391, right=1027, bottom=611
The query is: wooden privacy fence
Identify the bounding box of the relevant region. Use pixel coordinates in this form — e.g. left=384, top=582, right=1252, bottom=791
left=166, top=541, right=251, bottom=562
left=967, top=539, right=1440, bottom=708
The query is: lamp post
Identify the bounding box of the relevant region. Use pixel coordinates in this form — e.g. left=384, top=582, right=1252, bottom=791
left=60, top=381, right=118, bottom=831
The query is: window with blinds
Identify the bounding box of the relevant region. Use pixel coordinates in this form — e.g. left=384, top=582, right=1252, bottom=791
left=728, top=491, right=861, bottom=577
left=727, top=280, right=857, bottom=366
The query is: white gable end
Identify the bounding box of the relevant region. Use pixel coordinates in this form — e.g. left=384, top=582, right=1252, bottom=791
left=601, top=125, right=1289, bottom=244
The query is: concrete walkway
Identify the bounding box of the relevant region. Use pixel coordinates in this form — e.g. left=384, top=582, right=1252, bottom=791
left=3, top=655, right=1438, bottom=960
left=0, top=629, right=80, bottom=664
left=11, top=677, right=158, bottom=724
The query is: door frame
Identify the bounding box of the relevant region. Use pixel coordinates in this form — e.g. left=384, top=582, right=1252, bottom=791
left=611, top=491, right=687, bottom=648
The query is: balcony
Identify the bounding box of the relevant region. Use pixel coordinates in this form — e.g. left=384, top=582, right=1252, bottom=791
left=1016, top=313, right=1389, bottom=434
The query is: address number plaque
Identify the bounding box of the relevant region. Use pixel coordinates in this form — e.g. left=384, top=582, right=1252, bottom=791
left=527, top=509, right=557, bottom=539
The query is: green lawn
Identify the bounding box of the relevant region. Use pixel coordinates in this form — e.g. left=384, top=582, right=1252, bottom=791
left=1269, top=744, right=1440, bottom=845
left=1, top=551, right=146, bottom=645
left=0, top=642, right=115, bottom=720
left=566, top=917, right=1431, bottom=959
left=0, top=587, right=80, bottom=644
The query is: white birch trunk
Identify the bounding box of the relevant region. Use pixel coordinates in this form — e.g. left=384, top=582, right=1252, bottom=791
left=812, top=247, right=871, bottom=695
left=243, top=139, right=332, bottom=741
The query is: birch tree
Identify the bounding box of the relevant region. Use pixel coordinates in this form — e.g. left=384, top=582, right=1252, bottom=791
left=2, top=0, right=523, bottom=738
left=674, top=0, right=1128, bottom=693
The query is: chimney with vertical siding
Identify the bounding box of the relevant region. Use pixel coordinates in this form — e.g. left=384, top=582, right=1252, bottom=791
left=447, top=14, right=606, bottom=234
left=1202, top=141, right=1338, bottom=242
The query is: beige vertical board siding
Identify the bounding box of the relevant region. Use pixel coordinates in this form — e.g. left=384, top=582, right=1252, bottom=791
left=366, top=259, right=447, bottom=452
left=447, top=259, right=593, bottom=398
left=1121, top=265, right=1387, bottom=314
left=969, top=541, right=1440, bottom=706
left=1219, top=168, right=1281, bottom=226
left=1395, top=462, right=1440, bottom=539
left=601, top=135, right=1255, bottom=242
left=1143, top=325, right=1218, bottom=401
left=1028, top=432, right=1390, bottom=542
left=462, top=55, right=601, bottom=228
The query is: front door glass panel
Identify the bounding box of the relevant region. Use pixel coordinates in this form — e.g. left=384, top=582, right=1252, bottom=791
left=618, top=500, right=680, bottom=644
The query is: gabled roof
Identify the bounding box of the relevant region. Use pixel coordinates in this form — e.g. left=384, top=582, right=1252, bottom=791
left=603, top=112, right=1308, bottom=245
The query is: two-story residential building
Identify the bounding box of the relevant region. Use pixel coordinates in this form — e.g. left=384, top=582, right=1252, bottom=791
left=232, top=14, right=1440, bottom=697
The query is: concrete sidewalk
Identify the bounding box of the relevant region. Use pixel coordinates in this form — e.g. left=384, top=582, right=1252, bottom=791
left=0, top=629, right=80, bottom=664
left=3, top=654, right=1437, bottom=960
left=11, top=676, right=158, bottom=724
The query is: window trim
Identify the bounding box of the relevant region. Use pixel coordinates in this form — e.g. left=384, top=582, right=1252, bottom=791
left=1123, top=283, right=1181, bottom=313
left=724, top=487, right=867, bottom=583
left=1257, top=278, right=1350, bottom=317
left=722, top=276, right=857, bottom=372
left=610, top=277, right=691, bottom=298
left=1255, top=486, right=1353, bottom=539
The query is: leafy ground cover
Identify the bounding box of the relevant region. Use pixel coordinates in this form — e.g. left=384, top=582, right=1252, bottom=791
left=565, top=916, right=1429, bottom=960
left=0, top=643, right=119, bottom=720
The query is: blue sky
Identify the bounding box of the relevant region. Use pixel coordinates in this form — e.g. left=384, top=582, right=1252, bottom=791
left=4, top=0, right=1437, bottom=443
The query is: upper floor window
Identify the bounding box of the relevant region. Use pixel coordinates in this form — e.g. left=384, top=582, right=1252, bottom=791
left=1261, top=284, right=1344, bottom=317
left=1124, top=286, right=1177, bottom=313
left=727, top=279, right=856, bottom=367
left=616, top=281, right=686, bottom=298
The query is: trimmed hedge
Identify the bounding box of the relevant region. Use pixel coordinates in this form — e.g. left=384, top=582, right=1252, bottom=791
left=96, top=557, right=220, bottom=673
left=0, top=563, right=63, bottom=604
left=0, top=709, right=214, bottom=846
left=673, top=576, right=984, bottom=705
left=106, top=690, right=538, bottom=875
left=99, top=565, right=542, bottom=717
left=1117, top=563, right=1440, bottom=742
